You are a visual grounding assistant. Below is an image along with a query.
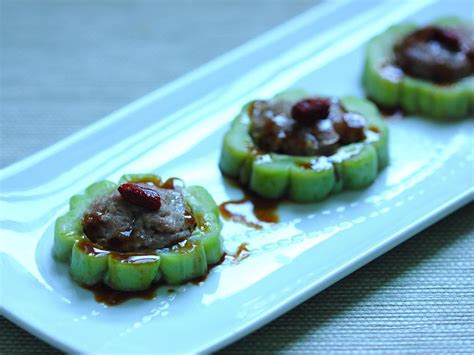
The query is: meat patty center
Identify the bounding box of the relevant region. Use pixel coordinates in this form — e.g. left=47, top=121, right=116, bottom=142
left=249, top=98, right=366, bottom=156
left=82, top=185, right=195, bottom=253
left=394, top=26, right=474, bottom=84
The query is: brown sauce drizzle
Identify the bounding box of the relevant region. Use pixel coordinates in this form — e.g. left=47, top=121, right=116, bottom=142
left=366, top=96, right=405, bottom=119
left=81, top=243, right=227, bottom=306
left=378, top=106, right=404, bottom=119
left=235, top=242, right=249, bottom=257
left=188, top=244, right=251, bottom=284
left=77, top=239, right=160, bottom=263
left=76, top=240, right=168, bottom=305
left=77, top=239, right=110, bottom=256
left=368, top=126, right=381, bottom=133
left=212, top=243, right=250, bottom=266
left=231, top=242, right=250, bottom=263
left=190, top=274, right=208, bottom=285
left=219, top=191, right=279, bottom=229
left=82, top=283, right=161, bottom=306
left=213, top=250, right=228, bottom=266
left=300, top=161, right=318, bottom=170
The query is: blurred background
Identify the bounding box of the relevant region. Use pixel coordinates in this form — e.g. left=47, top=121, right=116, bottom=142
left=1, top=1, right=472, bottom=354
left=1, top=0, right=317, bottom=168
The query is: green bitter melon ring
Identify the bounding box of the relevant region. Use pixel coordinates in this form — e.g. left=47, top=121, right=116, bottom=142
left=53, top=174, right=223, bottom=291
left=363, top=17, right=474, bottom=119
left=219, top=90, right=389, bottom=202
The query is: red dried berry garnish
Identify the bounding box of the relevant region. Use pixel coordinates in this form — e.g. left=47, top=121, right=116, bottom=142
left=291, top=98, right=331, bottom=125
left=118, top=183, right=161, bottom=210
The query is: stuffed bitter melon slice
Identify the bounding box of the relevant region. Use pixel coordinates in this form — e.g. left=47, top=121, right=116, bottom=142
left=363, top=17, right=474, bottom=119
left=54, top=174, right=223, bottom=291
left=219, top=91, right=389, bottom=202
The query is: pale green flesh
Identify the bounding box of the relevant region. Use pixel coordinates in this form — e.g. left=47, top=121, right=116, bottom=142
left=362, top=18, right=474, bottom=120
left=53, top=181, right=118, bottom=261
left=288, top=157, right=335, bottom=202
left=218, top=93, right=389, bottom=202
left=70, top=242, right=109, bottom=286
left=105, top=256, right=161, bottom=291
left=54, top=174, right=223, bottom=291
left=250, top=157, right=291, bottom=199
left=160, top=243, right=207, bottom=285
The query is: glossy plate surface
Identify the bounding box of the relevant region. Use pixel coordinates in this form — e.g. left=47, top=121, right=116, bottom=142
left=1, top=0, right=473, bottom=352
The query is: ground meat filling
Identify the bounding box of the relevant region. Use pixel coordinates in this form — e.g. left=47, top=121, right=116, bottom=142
left=249, top=98, right=367, bottom=157
left=394, top=25, right=474, bottom=84
left=82, top=184, right=195, bottom=253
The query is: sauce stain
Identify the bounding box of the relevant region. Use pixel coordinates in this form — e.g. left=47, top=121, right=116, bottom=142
left=219, top=192, right=279, bottom=229
left=378, top=105, right=404, bottom=119
left=190, top=274, right=208, bottom=285
left=82, top=282, right=160, bottom=306
left=111, top=254, right=160, bottom=263
left=234, top=242, right=249, bottom=258
left=78, top=239, right=160, bottom=263
left=366, top=96, right=405, bottom=120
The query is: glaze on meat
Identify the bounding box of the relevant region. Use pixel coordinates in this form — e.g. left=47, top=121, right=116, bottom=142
left=249, top=98, right=367, bottom=156
left=394, top=25, right=474, bottom=84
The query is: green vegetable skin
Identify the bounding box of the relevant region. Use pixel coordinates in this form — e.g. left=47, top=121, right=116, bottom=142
left=54, top=174, right=223, bottom=291
left=219, top=90, right=389, bottom=202
left=363, top=17, right=474, bottom=119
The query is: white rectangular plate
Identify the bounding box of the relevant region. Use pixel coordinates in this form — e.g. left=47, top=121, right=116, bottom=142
left=1, top=0, right=473, bottom=353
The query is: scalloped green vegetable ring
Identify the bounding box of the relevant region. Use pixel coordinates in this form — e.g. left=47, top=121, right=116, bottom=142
left=54, top=174, right=223, bottom=291
left=219, top=90, right=389, bottom=202
left=363, top=17, right=474, bottom=119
